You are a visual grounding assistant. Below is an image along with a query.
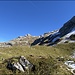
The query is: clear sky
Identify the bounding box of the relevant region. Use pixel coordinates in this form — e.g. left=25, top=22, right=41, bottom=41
left=0, top=1, right=75, bottom=42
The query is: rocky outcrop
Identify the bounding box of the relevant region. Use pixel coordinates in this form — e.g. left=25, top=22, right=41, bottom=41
left=69, top=34, right=75, bottom=40
left=65, top=61, right=75, bottom=75
left=0, top=34, right=39, bottom=47
left=0, top=42, right=11, bottom=47
left=6, top=56, right=35, bottom=73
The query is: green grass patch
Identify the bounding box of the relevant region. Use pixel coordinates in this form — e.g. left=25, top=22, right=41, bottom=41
left=0, top=43, right=75, bottom=75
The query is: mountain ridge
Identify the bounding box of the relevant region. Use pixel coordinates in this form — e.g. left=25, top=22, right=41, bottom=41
left=0, top=16, right=75, bottom=47
left=32, top=16, right=75, bottom=46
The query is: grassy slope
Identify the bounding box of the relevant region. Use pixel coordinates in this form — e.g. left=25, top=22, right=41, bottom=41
left=0, top=43, right=75, bottom=75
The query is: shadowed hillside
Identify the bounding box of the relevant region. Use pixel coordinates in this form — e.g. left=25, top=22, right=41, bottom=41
left=31, top=16, right=75, bottom=46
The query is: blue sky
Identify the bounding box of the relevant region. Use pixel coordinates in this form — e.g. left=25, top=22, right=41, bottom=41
left=0, top=1, right=75, bottom=42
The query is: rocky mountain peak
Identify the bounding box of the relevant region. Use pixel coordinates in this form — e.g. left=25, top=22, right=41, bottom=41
left=26, top=34, right=31, bottom=37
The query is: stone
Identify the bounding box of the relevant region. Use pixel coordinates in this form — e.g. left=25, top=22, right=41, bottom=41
left=13, top=62, right=24, bottom=72
left=6, top=61, right=16, bottom=72
left=19, top=56, right=32, bottom=70
left=6, top=56, right=35, bottom=73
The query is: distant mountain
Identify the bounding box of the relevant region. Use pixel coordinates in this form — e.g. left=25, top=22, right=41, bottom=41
left=0, top=34, right=39, bottom=47
left=0, top=16, right=75, bottom=47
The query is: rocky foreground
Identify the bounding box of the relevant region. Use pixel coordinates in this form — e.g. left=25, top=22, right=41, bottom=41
left=0, top=43, right=75, bottom=75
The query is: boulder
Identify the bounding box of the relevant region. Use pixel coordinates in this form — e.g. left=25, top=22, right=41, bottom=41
left=13, top=62, right=24, bottom=72
left=6, top=61, right=16, bottom=73
left=19, top=56, right=33, bottom=70
left=6, top=56, right=35, bottom=73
